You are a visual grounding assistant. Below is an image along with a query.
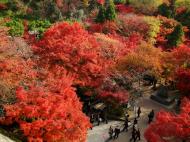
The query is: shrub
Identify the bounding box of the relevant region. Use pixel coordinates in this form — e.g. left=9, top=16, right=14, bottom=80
left=114, top=0, right=126, bottom=4
left=176, top=8, right=190, bottom=30
left=158, top=3, right=173, bottom=18
left=28, top=20, right=51, bottom=38
left=95, top=5, right=106, bottom=23
left=167, top=24, right=184, bottom=47
left=143, top=16, right=161, bottom=44
left=5, top=19, right=24, bottom=36
left=105, top=0, right=117, bottom=21
left=129, top=0, right=163, bottom=15
left=0, top=81, right=91, bottom=142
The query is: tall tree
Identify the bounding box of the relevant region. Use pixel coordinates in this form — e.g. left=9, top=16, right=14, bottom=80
left=105, top=0, right=116, bottom=21
left=33, top=22, right=104, bottom=87
left=96, top=5, right=106, bottom=23
left=167, top=24, right=184, bottom=47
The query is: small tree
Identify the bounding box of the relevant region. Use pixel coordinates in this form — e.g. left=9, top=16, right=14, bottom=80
left=158, top=3, right=173, bottom=18
left=167, top=24, right=184, bottom=47
left=96, top=5, right=106, bottom=23
left=105, top=0, right=116, bottom=21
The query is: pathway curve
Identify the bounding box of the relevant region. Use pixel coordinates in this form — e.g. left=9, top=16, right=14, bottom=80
left=0, top=134, right=15, bottom=142
left=87, top=86, right=171, bottom=142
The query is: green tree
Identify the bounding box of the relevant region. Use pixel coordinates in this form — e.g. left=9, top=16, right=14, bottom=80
left=114, top=0, right=126, bottom=4
left=95, top=5, right=106, bottom=23
left=176, top=9, right=190, bottom=30
left=158, top=3, right=173, bottom=18
left=5, top=19, right=24, bottom=36
left=105, top=0, right=116, bottom=21
left=167, top=24, right=184, bottom=47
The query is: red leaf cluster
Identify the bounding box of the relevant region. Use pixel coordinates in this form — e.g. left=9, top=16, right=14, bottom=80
left=176, top=68, right=190, bottom=96
left=33, top=22, right=104, bottom=87
left=144, top=98, right=190, bottom=142
left=116, top=5, right=134, bottom=13
left=0, top=76, right=91, bottom=142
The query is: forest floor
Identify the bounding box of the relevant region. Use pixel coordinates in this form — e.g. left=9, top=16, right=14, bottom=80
left=87, top=85, right=176, bottom=142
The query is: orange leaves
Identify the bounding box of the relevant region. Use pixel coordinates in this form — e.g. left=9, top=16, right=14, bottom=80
left=34, top=22, right=104, bottom=86
left=1, top=80, right=91, bottom=142
left=116, top=42, right=164, bottom=77
left=145, top=98, right=190, bottom=142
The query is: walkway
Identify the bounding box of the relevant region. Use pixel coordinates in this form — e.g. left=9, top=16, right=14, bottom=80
left=87, top=86, right=170, bottom=142
left=0, top=134, right=15, bottom=142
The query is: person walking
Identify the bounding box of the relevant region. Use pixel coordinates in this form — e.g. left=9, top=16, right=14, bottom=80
left=114, top=126, right=120, bottom=139
left=108, top=126, right=113, bottom=139
left=137, top=107, right=141, bottom=118
left=148, top=110, right=155, bottom=124
left=130, top=128, right=137, bottom=142
left=134, top=118, right=138, bottom=125
left=104, top=111, right=108, bottom=124
left=90, top=114, right=94, bottom=130
left=122, top=118, right=129, bottom=132
left=97, top=113, right=101, bottom=126
left=136, top=128, right=141, bottom=141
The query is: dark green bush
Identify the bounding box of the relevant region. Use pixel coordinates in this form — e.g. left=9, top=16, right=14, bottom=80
left=176, top=9, right=190, bottom=30
left=167, top=24, right=184, bottom=47
left=158, top=3, right=173, bottom=18
left=114, top=0, right=126, bottom=4
left=95, top=5, right=106, bottom=23
left=105, top=0, right=117, bottom=21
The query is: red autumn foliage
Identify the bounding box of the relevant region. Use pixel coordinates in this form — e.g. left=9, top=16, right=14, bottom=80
left=100, top=90, right=128, bottom=103
left=171, top=45, right=190, bottom=67
left=33, top=22, right=104, bottom=87
left=176, top=68, right=190, bottom=97
left=157, top=16, right=178, bottom=47
left=0, top=3, right=7, bottom=10
left=118, top=14, right=149, bottom=39
left=0, top=75, right=91, bottom=142
left=115, top=5, right=134, bottom=13
left=144, top=98, right=190, bottom=142
left=0, top=27, right=35, bottom=89
left=88, top=21, right=119, bottom=34
left=97, top=0, right=105, bottom=5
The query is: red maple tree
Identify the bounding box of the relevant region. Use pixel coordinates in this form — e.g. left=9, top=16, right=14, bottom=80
left=0, top=74, right=91, bottom=142
left=33, top=22, right=104, bottom=87
left=145, top=98, right=190, bottom=142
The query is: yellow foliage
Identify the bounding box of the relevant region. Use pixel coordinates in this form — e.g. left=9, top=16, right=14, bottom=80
left=116, top=42, right=164, bottom=77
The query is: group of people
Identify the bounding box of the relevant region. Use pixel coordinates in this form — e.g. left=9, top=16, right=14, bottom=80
left=90, top=111, right=108, bottom=129
left=108, top=107, right=155, bottom=142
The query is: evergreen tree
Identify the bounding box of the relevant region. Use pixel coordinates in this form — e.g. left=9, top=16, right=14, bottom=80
left=167, top=24, right=184, bottom=47
left=105, top=0, right=116, bottom=21
left=95, top=5, right=106, bottom=23
left=158, top=3, right=173, bottom=18
left=170, top=0, right=176, bottom=18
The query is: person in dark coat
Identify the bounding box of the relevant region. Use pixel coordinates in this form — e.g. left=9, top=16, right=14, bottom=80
left=97, top=113, right=101, bottom=126
left=137, top=107, right=141, bottom=118
left=134, top=118, right=138, bottom=125
left=136, top=128, right=141, bottom=141
left=109, top=126, right=113, bottom=139
left=114, top=126, right=120, bottom=139
left=122, top=118, right=129, bottom=132
left=90, top=114, right=94, bottom=129
left=130, top=129, right=137, bottom=142
left=148, top=110, right=154, bottom=124
left=104, top=111, right=108, bottom=124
